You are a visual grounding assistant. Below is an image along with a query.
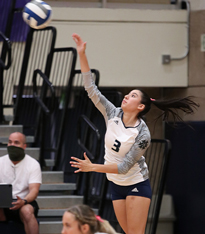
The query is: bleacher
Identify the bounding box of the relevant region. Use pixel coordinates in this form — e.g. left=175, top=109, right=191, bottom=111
left=0, top=1, right=175, bottom=234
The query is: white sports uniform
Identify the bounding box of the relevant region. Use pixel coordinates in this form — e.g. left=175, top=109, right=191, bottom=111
left=83, top=71, right=151, bottom=186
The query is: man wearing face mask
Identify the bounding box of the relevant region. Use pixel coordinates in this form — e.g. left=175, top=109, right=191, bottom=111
left=0, top=132, right=42, bottom=234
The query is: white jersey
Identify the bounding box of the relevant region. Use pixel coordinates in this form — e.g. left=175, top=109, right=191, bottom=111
left=83, top=71, right=151, bottom=186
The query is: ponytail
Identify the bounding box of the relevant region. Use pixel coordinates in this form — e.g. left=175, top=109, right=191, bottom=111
left=151, top=96, right=199, bottom=123
left=138, top=89, right=199, bottom=124
left=97, top=218, right=118, bottom=234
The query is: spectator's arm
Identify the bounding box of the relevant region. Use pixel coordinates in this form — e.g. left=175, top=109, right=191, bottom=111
left=24, top=183, right=41, bottom=203
left=10, top=183, right=40, bottom=210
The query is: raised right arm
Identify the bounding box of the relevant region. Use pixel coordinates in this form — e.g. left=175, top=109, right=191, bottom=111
left=72, top=33, right=116, bottom=123
left=72, top=33, right=90, bottom=73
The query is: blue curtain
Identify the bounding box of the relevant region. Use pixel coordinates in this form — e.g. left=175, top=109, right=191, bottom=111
left=0, top=0, right=30, bottom=41
left=165, top=121, right=205, bottom=234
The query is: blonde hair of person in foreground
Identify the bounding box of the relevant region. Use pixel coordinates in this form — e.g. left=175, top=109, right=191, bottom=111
left=61, top=204, right=118, bottom=234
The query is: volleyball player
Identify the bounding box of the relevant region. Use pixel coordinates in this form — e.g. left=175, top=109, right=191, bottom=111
left=71, top=33, right=199, bottom=234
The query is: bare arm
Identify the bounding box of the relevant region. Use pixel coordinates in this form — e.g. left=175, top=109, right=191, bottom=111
left=10, top=183, right=40, bottom=210
left=72, top=33, right=90, bottom=73
left=25, top=183, right=41, bottom=202
left=70, top=153, right=118, bottom=174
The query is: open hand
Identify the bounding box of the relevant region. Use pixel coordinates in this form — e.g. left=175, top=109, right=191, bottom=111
left=10, top=196, right=25, bottom=210
left=72, top=33, right=87, bottom=55
left=70, top=152, right=93, bottom=173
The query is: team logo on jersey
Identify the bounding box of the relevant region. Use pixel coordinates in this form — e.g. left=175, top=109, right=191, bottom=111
left=114, top=120, right=119, bottom=125
left=138, top=140, right=148, bottom=149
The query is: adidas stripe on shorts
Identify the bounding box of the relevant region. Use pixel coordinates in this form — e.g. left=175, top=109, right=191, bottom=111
left=110, top=179, right=152, bottom=200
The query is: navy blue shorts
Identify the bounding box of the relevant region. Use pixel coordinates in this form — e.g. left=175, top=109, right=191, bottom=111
left=110, top=179, right=152, bottom=201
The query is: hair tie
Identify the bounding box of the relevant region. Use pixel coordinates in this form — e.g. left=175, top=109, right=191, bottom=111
left=150, top=98, right=156, bottom=102
left=96, top=215, right=104, bottom=223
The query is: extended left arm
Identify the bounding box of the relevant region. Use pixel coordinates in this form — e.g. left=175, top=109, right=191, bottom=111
left=70, top=153, right=118, bottom=174
left=71, top=129, right=150, bottom=175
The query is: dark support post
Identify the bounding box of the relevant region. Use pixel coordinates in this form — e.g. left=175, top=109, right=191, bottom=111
left=0, top=67, right=4, bottom=123
left=0, top=0, right=16, bottom=123
left=52, top=48, right=77, bottom=171
left=13, top=28, right=34, bottom=124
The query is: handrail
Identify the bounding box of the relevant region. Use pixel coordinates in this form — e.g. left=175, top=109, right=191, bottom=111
left=77, top=114, right=101, bottom=204
left=77, top=114, right=101, bottom=161
left=0, top=31, right=12, bottom=70
left=32, top=69, right=55, bottom=168
left=52, top=47, right=77, bottom=171
left=13, top=26, right=57, bottom=125
left=150, top=139, right=171, bottom=234
left=32, top=69, right=55, bottom=115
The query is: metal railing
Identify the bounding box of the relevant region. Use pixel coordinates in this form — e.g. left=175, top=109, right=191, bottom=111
left=77, top=114, right=101, bottom=161
left=33, top=69, right=55, bottom=167
left=145, top=139, right=171, bottom=234
left=0, top=0, right=16, bottom=123
left=0, top=32, right=11, bottom=70
left=13, top=27, right=57, bottom=131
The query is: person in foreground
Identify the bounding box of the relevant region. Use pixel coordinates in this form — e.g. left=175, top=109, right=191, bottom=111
left=71, top=33, right=199, bottom=234
left=0, top=132, right=42, bottom=234
left=61, top=204, right=117, bottom=234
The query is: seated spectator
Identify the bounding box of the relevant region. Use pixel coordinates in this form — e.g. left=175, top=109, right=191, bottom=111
left=0, top=132, right=42, bottom=234
left=61, top=204, right=118, bottom=234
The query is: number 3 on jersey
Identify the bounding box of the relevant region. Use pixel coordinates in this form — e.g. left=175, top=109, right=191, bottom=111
left=111, top=139, right=121, bottom=152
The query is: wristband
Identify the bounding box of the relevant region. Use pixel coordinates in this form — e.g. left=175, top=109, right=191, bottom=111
left=23, top=199, right=28, bottom=205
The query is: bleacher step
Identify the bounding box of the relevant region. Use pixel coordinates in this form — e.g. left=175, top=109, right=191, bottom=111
left=38, top=208, right=98, bottom=219
left=0, top=125, right=23, bottom=137
left=39, top=221, right=62, bottom=234
left=40, top=183, right=76, bottom=191
left=0, top=125, right=34, bottom=143
left=44, top=159, right=55, bottom=167
left=37, top=195, right=83, bottom=209
left=42, top=171, right=64, bottom=184
left=4, top=115, right=14, bottom=122
left=0, top=136, right=34, bottom=144
left=39, top=209, right=67, bottom=217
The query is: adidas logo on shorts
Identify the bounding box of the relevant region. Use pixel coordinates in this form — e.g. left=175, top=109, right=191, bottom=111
left=132, top=187, right=139, bottom=192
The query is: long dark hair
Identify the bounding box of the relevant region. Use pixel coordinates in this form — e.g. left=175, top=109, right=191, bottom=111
left=138, top=89, right=199, bottom=123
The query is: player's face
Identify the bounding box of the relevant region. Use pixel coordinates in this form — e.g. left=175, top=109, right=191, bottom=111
left=61, top=212, right=84, bottom=234
left=121, top=90, right=145, bottom=113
